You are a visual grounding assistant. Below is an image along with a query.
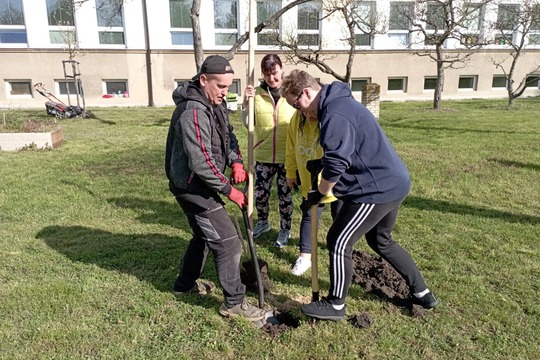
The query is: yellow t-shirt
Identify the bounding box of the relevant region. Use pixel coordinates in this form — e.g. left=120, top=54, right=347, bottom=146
left=285, top=112, right=337, bottom=203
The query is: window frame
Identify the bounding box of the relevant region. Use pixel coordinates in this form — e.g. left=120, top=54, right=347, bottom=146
left=460, top=3, right=484, bottom=46
left=55, top=79, right=83, bottom=96
left=213, top=0, right=239, bottom=47
left=103, top=79, right=129, bottom=97
left=351, top=78, right=372, bottom=92
left=96, top=0, right=125, bottom=45
left=353, top=1, right=375, bottom=48
left=170, top=0, right=193, bottom=46
left=491, top=75, right=508, bottom=89
left=6, top=79, right=32, bottom=97
left=389, top=2, right=414, bottom=46
left=423, top=76, right=438, bottom=91
left=257, top=0, right=281, bottom=47
left=297, top=2, right=321, bottom=47
left=458, top=75, right=478, bottom=90
left=525, top=75, right=540, bottom=88
left=494, top=4, right=519, bottom=46
left=45, top=0, right=76, bottom=45
left=387, top=77, right=408, bottom=92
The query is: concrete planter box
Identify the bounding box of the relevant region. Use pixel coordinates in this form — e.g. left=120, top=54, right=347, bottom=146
left=0, top=127, right=63, bottom=151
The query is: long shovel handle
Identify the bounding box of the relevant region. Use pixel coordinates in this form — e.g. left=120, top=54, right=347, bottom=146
left=311, top=204, right=319, bottom=302
left=306, top=159, right=323, bottom=302
left=240, top=181, right=265, bottom=309
left=242, top=208, right=265, bottom=309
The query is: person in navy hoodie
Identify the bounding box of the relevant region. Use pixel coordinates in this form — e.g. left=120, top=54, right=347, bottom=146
left=280, top=70, right=439, bottom=321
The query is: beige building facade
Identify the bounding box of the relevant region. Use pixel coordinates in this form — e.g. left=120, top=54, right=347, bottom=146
left=1, top=0, right=539, bottom=109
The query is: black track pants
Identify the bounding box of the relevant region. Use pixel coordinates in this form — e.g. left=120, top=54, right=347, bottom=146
left=326, top=197, right=427, bottom=305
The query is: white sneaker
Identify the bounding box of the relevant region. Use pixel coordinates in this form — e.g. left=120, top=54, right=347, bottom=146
left=291, top=256, right=311, bottom=276
left=252, top=221, right=270, bottom=238
left=274, top=229, right=290, bottom=248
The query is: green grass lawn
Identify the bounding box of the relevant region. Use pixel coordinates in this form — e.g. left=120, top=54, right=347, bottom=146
left=1, top=98, right=539, bottom=359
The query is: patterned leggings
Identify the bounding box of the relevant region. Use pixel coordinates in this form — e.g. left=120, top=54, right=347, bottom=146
left=254, top=162, right=293, bottom=231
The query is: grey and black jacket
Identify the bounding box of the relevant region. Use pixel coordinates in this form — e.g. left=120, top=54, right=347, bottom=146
left=165, top=81, right=243, bottom=207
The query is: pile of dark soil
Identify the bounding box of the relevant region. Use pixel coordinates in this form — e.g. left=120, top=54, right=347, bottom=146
left=239, top=250, right=428, bottom=335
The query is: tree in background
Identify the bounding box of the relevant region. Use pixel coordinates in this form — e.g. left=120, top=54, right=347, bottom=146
left=189, top=0, right=315, bottom=72
left=272, top=0, right=387, bottom=84
left=488, top=0, right=540, bottom=106
left=405, top=0, right=493, bottom=110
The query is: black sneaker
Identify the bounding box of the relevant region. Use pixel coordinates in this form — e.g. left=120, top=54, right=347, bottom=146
left=301, top=298, right=345, bottom=321
left=413, top=292, right=439, bottom=309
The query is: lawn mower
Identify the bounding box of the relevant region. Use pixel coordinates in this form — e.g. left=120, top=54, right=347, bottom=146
left=34, top=83, right=86, bottom=118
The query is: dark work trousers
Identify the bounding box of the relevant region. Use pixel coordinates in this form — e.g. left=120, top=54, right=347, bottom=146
left=298, top=200, right=343, bottom=254
left=326, top=196, right=428, bottom=306
left=174, top=196, right=245, bottom=308
left=254, top=162, right=293, bottom=231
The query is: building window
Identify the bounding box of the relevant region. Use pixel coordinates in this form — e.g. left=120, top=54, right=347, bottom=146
left=458, top=75, right=478, bottom=90
left=494, top=4, right=519, bottom=45
left=257, top=0, right=281, bottom=46
left=389, top=2, right=413, bottom=46
left=424, top=77, right=437, bottom=90
left=170, top=0, right=192, bottom=45
left=461, top=3, right=483, bottom=45
left=6, top=80, right=32, bottom=96
left=529, top=5, right=540, bottom=45
left=387, top=77, right=407, bottom=92
left=214, top=0, right=238, bottom=46
left=297, top=2, right=320, bottom=46
left=0, top=29, right=27, bottom=43
left=46, top=0, right=75, bottom=45
left=96, top=0, right=125, bottom=45
left=492, top=75, right=507, bottom=88
left=0, top=0, right=27, bottom=44
left=424, top=2, right=446, bottom=46
left=351, top=78, right=371, bottom=92
left=229, top=79, right=241, bottom=95
left=103, top=80, right=128, bottom=97
left=525, top=75, right=540, bottom=88
left=56, top=80, right=82, bottom=95
left=354, top=1, right=374, bottom=47
left=529, top=34, right=540, bottom=45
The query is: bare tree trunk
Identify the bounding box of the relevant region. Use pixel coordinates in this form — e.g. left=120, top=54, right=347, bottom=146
left=508, top=92, right=516, bottom=107
left=433, top=46, right=444, bottom=110
left=191, top=0, right=203, bottom=72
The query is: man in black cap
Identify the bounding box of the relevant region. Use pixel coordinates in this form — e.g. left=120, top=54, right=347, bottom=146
left=165, top=55, right=265, bottom=321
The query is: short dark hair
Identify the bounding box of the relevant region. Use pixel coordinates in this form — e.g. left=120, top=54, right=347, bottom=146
left=261, top=54, right=282, bottom=75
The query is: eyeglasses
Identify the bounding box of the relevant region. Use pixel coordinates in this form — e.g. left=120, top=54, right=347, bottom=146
left=292, top=91, right=303, bottom=109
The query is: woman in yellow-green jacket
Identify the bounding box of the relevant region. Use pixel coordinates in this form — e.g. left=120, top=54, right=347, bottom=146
left=285, top=111, right=343, bottom=276
left=243, top=54, right=295, bottom=248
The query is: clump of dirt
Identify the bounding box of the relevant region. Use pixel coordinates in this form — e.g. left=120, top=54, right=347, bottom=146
left=351, top=250, right=425, bottom=315
left=240, top=250, right=430, bottom=334
left=347, top=312, right=373, bottom=329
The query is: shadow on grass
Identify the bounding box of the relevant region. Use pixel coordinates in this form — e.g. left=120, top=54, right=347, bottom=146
left=385, top=123, right=539, bottom=135
left=488, top=158, right=540, bottom=172
left=36, top=225, right=221, bottom=311
left=405, top=196, right=540, bottom=224
left=108, top=196, right=184, bottom=230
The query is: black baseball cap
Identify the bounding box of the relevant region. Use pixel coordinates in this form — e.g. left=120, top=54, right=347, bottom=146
left=192, top=55, right=234, bottom=80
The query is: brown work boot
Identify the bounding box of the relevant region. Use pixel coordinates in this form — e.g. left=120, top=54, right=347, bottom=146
left=219, top=300, right=266, bottom=321
left=173, top=280, right=215, bottom=296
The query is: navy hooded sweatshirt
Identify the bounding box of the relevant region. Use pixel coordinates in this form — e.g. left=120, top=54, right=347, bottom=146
left=318, top=81, right=410, bottom=204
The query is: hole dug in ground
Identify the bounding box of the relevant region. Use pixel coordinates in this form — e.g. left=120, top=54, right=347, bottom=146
left=239, top=250, right=431, bottom=335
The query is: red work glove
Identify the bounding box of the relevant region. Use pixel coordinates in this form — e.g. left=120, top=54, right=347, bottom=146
left=227, top=187, right=247, bottom=209
left=230, top=163, right=247, bottom=184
